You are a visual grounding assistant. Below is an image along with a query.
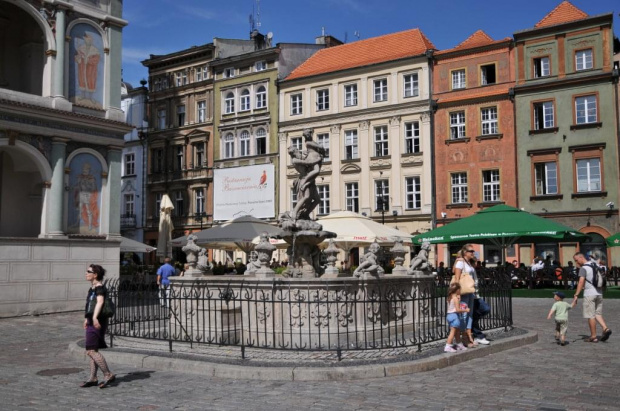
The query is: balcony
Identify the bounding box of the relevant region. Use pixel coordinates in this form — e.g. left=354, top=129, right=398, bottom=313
left=121, top=214, right=137, bottom=228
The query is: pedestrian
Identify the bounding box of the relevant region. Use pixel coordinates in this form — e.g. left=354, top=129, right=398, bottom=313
left=452, top=243, right=478, bottom=347
left=157, top=257, right=175, bottom=308
left=81, top=264, right=115, bottom=388
left=572, top=252, right=612, bottom=342
left=546, top=291, right=575, bottom=346
left=444, top=283, right=470, bottom=352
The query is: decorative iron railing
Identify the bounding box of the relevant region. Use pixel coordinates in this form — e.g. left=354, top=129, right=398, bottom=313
left=105, top=269, right=512, bottom=359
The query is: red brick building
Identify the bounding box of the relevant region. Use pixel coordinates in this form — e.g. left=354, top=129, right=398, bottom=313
left=432, top=30, right=517, bottom=265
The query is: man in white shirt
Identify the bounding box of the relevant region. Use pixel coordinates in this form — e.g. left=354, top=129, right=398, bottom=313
left=572, top=252, right=611, bottom=342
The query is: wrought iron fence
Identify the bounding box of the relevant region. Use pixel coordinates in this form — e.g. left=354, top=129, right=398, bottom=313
left=105, top=269, right=512, bottom=359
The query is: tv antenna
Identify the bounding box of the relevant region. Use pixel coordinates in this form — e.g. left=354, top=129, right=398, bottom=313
left=354, top=31, right=360, bottom=40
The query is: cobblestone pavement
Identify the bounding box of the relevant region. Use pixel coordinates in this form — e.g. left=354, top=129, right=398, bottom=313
left=0, top=298, right=618, bottom=410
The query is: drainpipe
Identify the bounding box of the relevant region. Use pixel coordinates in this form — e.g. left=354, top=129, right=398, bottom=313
left=613, top=66, right=620, bottom=230
left=509, top=87, right=518, bottom=209
left=426, top=50, right=437, bottom=230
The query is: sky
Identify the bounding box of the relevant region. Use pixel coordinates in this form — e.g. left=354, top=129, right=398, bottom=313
left=121, top=0, right=620, bottom=87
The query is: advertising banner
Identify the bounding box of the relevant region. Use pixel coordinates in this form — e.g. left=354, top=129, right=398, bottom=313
left=213, top=164, right=275, bottom=220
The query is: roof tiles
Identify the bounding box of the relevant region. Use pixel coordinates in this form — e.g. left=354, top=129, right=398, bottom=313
left=535, top=1, right=588, bottom=28
left=285, top=28, right=435, bottom=81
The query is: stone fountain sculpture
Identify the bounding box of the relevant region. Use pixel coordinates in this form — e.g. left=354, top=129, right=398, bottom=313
left=279, top=129, right=336, bottom=278
left=353, top=241, right=385, bottom=279
left=407, top=241, right=433, bottom=276
left=182, top=234, right=203, bottom=277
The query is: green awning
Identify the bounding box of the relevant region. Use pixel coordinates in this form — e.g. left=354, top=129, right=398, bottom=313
left=606, top=232, right=620, bottom=248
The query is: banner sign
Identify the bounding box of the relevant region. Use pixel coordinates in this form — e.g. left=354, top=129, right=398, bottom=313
left=213, top=164, right=275, bottom=220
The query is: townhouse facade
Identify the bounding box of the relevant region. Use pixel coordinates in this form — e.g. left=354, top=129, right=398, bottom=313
left=141, top=44, right=216, bottom=260
left=433, top=30, right=517, bottom=265
left=513, top=2, right=619, bottom=265
left=278, top=29, right=436, bottom=265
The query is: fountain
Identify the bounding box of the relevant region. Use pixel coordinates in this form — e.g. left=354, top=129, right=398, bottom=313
left=278, top=128, right=336, bottom=278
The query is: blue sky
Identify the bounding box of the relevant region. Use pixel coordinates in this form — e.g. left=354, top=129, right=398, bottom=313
left=121, top=0, right=619, bottom=87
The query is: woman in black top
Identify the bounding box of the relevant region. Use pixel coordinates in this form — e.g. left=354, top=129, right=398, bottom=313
left=81, top=264, right=115, bottom=388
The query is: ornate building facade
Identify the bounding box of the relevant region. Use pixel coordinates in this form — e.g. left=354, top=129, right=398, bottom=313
left=0, top=0, right=130, bottom=316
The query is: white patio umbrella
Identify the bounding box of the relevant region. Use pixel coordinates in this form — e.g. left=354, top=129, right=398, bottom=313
left=171, top=215, right=284, bottom=253
left=120, top=236, right=156, bottom=253
left=156, top=194, right=174, bottom=260
left=317, top=211, right=412, bottom=251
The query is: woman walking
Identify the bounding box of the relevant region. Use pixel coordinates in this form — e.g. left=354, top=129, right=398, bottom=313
left=80, top=264, right=115, bottom=388
left=452, top=244, right=478, bottom=347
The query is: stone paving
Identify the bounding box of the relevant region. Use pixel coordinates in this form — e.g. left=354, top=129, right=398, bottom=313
left=0, top=298, right=618, bottom=410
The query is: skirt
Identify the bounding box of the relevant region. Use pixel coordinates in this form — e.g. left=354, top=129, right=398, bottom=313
left=85, top=318, right=108, bottom=350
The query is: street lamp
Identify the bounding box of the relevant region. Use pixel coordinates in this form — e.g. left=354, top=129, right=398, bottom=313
left=196, top=212, right=205, bottom=230
left=376, top=195, right=388, bottom=225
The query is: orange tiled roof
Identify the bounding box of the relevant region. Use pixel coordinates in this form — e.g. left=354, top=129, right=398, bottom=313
left=535, top=1, right=588, bottom=28
left=435, top=30, right=510, bottom=55
left=286, top=28, right=435, bottom=81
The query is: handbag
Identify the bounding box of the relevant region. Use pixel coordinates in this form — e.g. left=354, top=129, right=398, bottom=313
left=451, top=272, right=476, bottom=294
left=87, top=293, right=116, bottom=319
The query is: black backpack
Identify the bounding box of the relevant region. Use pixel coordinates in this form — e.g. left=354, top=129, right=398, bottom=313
left=585, top=263, right=607, bottom=289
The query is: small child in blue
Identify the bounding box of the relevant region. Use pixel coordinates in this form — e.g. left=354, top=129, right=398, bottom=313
left=546, top=291, right=575, bottom=346
left=445, top=283, right=470, bottom=352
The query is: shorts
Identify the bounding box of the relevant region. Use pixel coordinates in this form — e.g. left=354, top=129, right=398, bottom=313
left=446, top=313, right=461, bottom=329
left=555, top=319, right=568, bottom=336
left=583, top=295, right=603, bottom=318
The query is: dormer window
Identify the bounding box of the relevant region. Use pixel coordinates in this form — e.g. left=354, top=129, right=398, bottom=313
left=575, top=49, right=593, bottom=71
left=224, top=68, right=235, bottom=78
left=255, top=61, right=267, bottom=71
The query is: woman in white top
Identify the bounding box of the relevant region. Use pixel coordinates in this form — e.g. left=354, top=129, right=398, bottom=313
left=452, top=243, right=478, bottom=347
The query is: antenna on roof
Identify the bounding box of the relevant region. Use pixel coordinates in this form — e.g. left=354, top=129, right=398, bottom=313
left=354, top=31, right=360, bottom=40
left=255, top=0, right=261, bottom=29
left=344, top=31, right=348, bottom=43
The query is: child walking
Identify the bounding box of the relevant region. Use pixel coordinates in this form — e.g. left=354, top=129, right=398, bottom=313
left=546, top=291, right=575, bottom=346
left=445, top=283, right=471, bottom=353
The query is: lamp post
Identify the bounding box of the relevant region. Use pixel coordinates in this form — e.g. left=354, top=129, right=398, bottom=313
left=376, top=195, right=388, bottom=225
left=196, top=212, right=205, bottom=230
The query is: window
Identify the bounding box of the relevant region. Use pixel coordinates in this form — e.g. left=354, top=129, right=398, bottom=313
left=375, top=180, right=389, bottom=211
left=255, top=86, right=267, bottom=109
left=225, top=92, right=235, bottom=114
left=405, top=177, right=421, bottom=210
left=291, top=93, right=303, bottom=115
left=344, top=84, right=357, bottom=106
left=450, top=111, right=466, bottom=139
left=155, top=193, right=162, bottom=216
left=575, top=49, right=593, bottom=71
left=177, top=105, right=185, bottom=126
left=374, top=126, right=389, bottom=157
left=481, top=107, right=498, bottom=135
left=317, top=133, right=329, bottom=161
left=195, top=189, right=205, bottom=214
left=174, top=191, right=184, bottom=217
left=480, top=64, right=496, bottom=85
left=175, top=72, right=182, bottom=87
left=576, top=158, right=601, bottom=192
left=124, top=194, right=134, bottom=216
left=239, top=89, right=251, bottom=112
left=534, top=101, right=554, bottom=130
left=405, top=122, right=420, bottom=154
left=153, top=149, right=163, bottom=173
left=535, top=162, right=558, bottom=195
left=482, top=170, right=500, bottom=202
left=373, top=78, right=388, bottom=102
left=197, top=101, right=206, bottom=123
left=403, top=73, right=419, bottom=97
left=255, top=61, right=267, bottom=71
left=452, top=69, right=466, bottom=89
left=345, top=182, right=359, bottom=213
left=195, top=143, right=205, bottom=167
left=534, top=57, right=550, bottom=77
left=316, top=89, right=329, bottom=111
left=291, top=188, right=298, bottom=210
left=344, top=130, right=358, bottom=160
left=451, top=173, right=468, bottom=203
left=176, top=146, right=184, bottom=170
left=255, top=128, right=267, bottom=155
left=157, top=109, right=166, bottom=130
left=291, top=137, right=302, bottom=150
left=318, top=185, right=330, bottom=215
left=240, top=130, right=250, bottom=156
left=196, top=66, right=208, bottom=81
left=224, top=133, right=235, bottom=158
left=125, top=153, right=135, bottom=176
left=224, top=68, right=235, bottom=78
left=575, top=95, right=597, bottom=124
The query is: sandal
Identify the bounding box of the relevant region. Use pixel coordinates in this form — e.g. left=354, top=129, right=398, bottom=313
left=601, top=328, right=612, bottom=342
left=586, top=337, right=599, bottom=343
left=79, top=380, right=98, bottom=388
left=99, top=375, right=116, bottom=389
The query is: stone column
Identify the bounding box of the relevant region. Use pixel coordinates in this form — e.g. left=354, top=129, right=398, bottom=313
left=107, top=146, right=123, bottom=238
left=47, top=138, right=68, bottom=237
left=52, top=6, right=66, bottom=99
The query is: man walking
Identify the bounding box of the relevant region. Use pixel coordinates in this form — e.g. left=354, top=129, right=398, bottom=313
left=572, top=252, right=612, bottom=342
left=157, top=257, right=175, bottom=308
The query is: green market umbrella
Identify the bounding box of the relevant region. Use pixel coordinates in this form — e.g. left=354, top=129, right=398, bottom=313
left=605, top=233, right=620, bottom=247
left=413, top=204, right=587, bottom=263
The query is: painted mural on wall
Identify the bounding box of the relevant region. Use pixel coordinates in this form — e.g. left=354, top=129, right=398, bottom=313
left=68, top=153, right=102, bottom=234
left=69, top=24, right=104, bottom=110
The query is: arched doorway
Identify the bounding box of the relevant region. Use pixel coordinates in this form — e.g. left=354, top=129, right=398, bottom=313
left=581, top=232, right=608, bottom=266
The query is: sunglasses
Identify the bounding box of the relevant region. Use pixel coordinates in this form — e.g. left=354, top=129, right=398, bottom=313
left=466, top=249, right=475, bottom=253
left=86, top=270, right=95, bottom=274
